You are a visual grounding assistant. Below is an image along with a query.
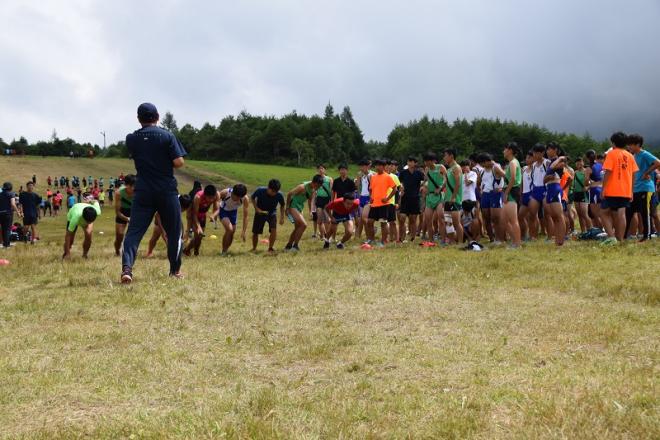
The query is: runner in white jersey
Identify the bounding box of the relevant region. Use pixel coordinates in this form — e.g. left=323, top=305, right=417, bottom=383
left=217, top=184, right=249, bottom=255
left=478, top=153, right=504, bottom=242
left=460, top=160, right=481, bottom=241
left=528, top=143, right=551, bottom=240
left=518, top=152, right=534, bottom=240
left=356, top=159, right=374, bottom=239
left=471, top=155, right=486, bottom=238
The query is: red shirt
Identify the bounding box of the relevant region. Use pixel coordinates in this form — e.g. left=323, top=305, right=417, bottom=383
left=326, top=198, right=359, bottom=215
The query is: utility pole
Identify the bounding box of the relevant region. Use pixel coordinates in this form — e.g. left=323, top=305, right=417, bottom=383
left=100, top=131, right=106, bottom=149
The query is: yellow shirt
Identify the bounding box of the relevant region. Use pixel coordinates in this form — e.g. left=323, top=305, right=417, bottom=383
left=388, top=173, right=401, bottom=205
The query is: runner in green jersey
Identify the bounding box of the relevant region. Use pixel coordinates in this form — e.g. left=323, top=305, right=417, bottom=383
left=572, top=157, right=592, bottom=233
left=285, top=175, right=324, bottom=250
left=313, top=164, right=334, bottom=243
left=498, top=142, right=522, bottom=247
left=443, top=149, right=464, bottom=244
left=422, top=152, right=447, bottom=241
left=63, top=198, right=101, bottom=260
left=114, top=174, right=136, bottom=256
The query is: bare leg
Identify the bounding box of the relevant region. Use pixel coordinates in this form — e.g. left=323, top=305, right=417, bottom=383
left=221, top=218, right=235, bottom=253
left=114, top=223, right=126, bottom=256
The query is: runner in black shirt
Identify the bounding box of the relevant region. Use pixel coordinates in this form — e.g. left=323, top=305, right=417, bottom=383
left=397, top=156, right=425, bottom=242
left=331, top=164, right=356, bottom=201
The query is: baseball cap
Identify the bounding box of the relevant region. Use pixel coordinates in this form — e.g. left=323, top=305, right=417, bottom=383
left=137, top=102, right=159, bottom=121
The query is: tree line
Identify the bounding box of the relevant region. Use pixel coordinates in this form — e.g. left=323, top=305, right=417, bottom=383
left=3, top=105, right=656, bottom=165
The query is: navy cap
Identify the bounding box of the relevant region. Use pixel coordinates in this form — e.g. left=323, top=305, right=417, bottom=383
left=137, top=102, right=159, bottom=121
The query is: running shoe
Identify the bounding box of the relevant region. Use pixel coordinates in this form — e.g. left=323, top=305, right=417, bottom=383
left=120, top=266, right=133, bottom=284
left=600, top=237, right=618, bottom=246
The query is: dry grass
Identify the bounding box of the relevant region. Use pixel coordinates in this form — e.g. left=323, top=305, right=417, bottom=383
left=0, top=157, right=658, bottom=439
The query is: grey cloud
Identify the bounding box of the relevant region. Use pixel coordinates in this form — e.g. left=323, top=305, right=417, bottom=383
left=0, top=0, right=659, bottom=146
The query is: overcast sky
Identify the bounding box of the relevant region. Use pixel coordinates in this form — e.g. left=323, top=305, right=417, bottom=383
left=1, top=0, right=659, bottom=146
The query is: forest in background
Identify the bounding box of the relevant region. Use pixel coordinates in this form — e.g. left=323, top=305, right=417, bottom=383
left=2, top=103, right=657, bottom=165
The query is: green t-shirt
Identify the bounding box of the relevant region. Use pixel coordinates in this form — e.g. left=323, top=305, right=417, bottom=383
left=426, top=168, right=444, bottom=204
left=291, top=182, right=314, bottom=211
left=445, top=163, right=463, bottom=204
left=573, top=170, right=587, bottom=192
left=388, top=173, right=401, bottom=205
left=119, top=186, right=133, bottom=209
left=505, top=158, right=522, bottom=187
left=66, top=202, right=101, bottom=232
left=427, top=168, right=444, bottom=192
left=316, top=176, right=332, bottom=198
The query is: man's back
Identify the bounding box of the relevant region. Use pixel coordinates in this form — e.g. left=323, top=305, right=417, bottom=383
left=603, top=148, right=638, bottom=198
left=126, top=125, right=186, bottom=193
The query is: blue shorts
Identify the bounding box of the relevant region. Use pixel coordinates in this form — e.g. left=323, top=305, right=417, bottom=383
left=522, top=192, right=531, bottom=207
left=481, top=192, right=503, bottom=209
left=545, top=183, right=562, bottom=204
left=219, top=208, right=237, bottom=226
left=589, top=187, right=602, bottom=204
left=358, top=195, right=370, bottom=208
left=332, top=212, right=353, bottom=224
left=531, top=186, right=546, bottom=203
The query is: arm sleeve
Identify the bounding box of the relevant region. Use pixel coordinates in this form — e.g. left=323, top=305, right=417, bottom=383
left=278, top=193, right=285, bottom=206
left=168, top=134, right=188, bottom=160
left=125, top=134, right=134, bottom=158
left=603, top=155, right=614, bottom=171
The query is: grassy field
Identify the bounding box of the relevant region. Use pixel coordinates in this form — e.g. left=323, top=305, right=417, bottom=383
left=0, top=157, right=658, bottom=439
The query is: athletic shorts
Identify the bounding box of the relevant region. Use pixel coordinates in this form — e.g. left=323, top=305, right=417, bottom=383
left=444, top=202, right=461, bottom=212
left=507, top=186, right=521, bottom=203
left=312, top=211, right=318, bottom=221
left=53, top=205, right=60, bottom=211
left=602, top=196, right=630, bottom=210
left=358, top=195, right=371, bottom=208
left=545, top=183, right=562, bottom=204
left=531, top=186, right=546, bottom=203
left=196, top=215, right=207, bottom=229
left=332, top=212, right=353, bottom=224
left=573, top=191, right=588, bottom=203
left=115, top=207, right=132, bottom=225
left=315, top=196, right=330, bottom=209
left=589, top=187, right=602, bottom=204
left=252, top=213, right=277, bottom=234
left=219, top=208, right=237, bottom=226
left=481, top=192, right=502, bottom=209
left=23, top=216, right=38, bottom=226
left=400, top=196, right=421, bottom=215
left=521, top=192, right=531, bottom=207
left=426, top=193, right=443, bottom=210
left=461, top=200, right=477, bottom=212
left=368, top=205, right=395, bottom=222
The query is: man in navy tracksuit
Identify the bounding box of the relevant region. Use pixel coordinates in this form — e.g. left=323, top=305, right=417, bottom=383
left=121, top=103, right=187, bottom=284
